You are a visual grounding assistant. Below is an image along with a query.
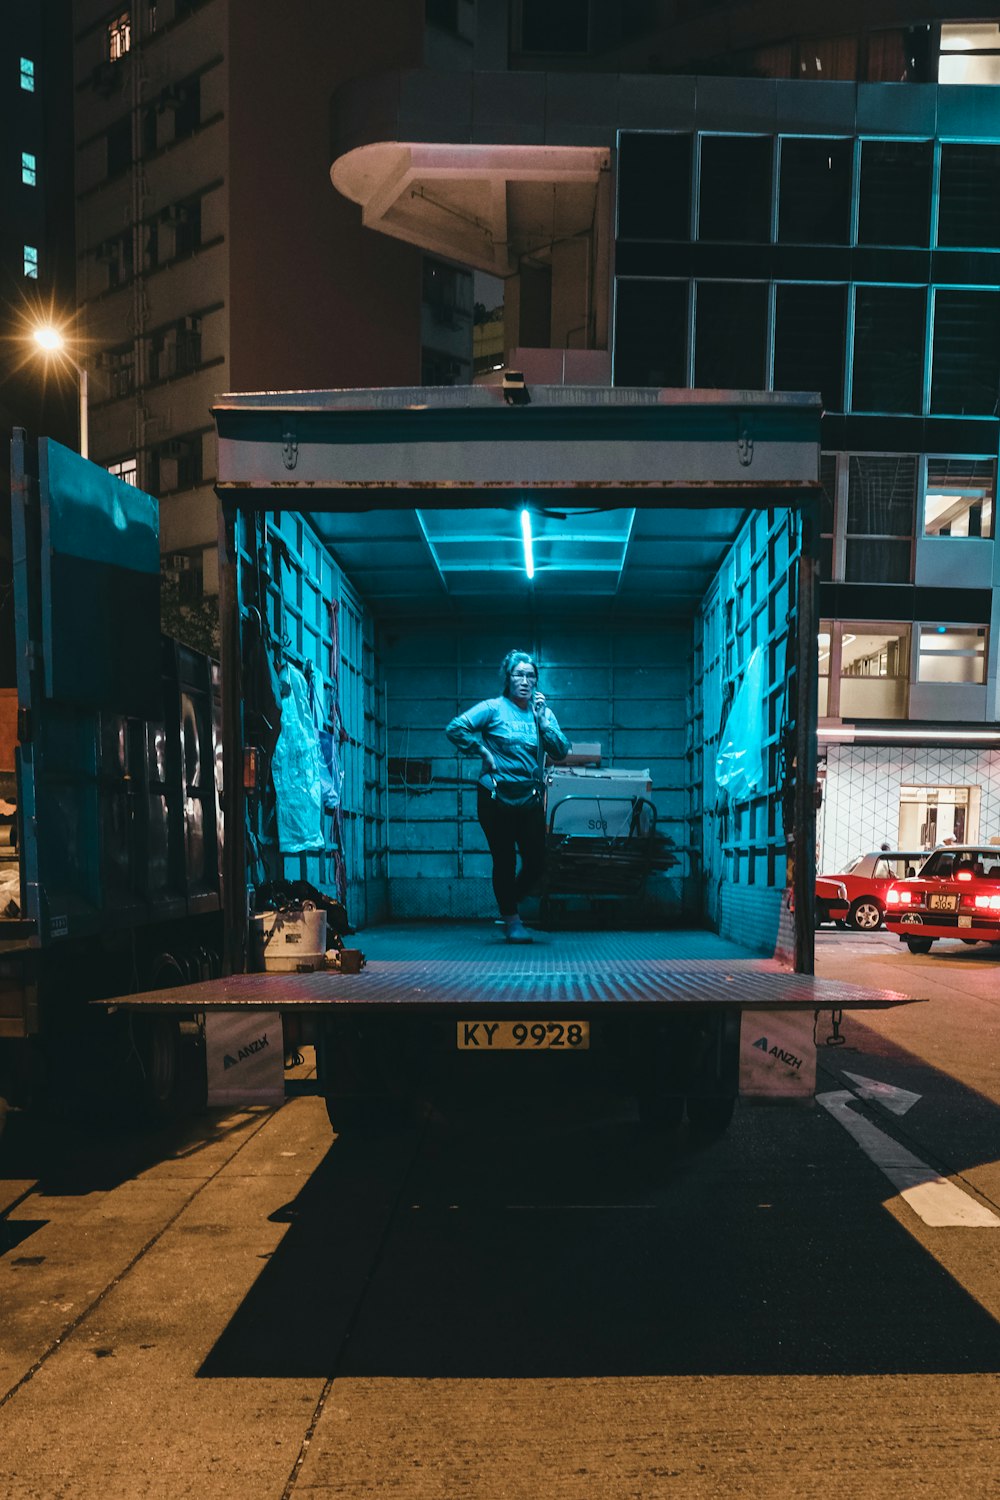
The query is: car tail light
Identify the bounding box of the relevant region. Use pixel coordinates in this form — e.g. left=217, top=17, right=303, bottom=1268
left=887, top=887, right=913, bottom=906
left=957, top=871, right=973, bottom=882
left=974, top=893, right=1000, bottom=910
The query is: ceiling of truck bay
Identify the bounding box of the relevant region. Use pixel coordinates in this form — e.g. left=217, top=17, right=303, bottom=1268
left=305, top=502, right=749, bottom=619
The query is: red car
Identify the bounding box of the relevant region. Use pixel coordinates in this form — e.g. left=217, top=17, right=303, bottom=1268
left=818, top=849, right=927, bottom=931
left=815, top=876, right=849, bottom=926
left=885, top=845, right=1000, bottom=953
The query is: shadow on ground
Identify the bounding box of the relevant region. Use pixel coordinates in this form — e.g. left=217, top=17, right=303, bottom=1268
left=199, top=1066, right=1000, bottom=1381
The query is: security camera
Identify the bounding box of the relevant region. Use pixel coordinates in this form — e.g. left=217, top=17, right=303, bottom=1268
left=502, top=370, right=530, bottom=407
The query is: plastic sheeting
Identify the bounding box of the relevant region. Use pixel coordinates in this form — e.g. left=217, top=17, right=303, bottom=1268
left=272, top=663, right=324, bottom=852
left=715, top=645, right=766, bottom=800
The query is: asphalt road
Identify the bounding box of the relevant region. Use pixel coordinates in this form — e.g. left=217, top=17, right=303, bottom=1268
left=2, top=932, right=999, bottom=1498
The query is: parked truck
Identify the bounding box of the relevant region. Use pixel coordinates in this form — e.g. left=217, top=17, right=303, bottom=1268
left=3, top=388, right=912, bottom=1133
left=1, top=431, right=224, bottom=1120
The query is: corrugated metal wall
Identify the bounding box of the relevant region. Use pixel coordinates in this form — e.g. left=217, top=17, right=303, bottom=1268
left=379, top=618, right=695, bottom=921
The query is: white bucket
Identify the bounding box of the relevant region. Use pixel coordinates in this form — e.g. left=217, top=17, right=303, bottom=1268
left=259, top=905, right=328, bottom=972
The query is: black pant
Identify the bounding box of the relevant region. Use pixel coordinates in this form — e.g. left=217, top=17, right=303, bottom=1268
left=477, top=788, right=546, bottom=917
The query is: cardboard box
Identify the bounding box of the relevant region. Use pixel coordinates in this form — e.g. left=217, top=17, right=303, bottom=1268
left=560, top=741, right=601, bottom=767
left=547, top=768, right=653, bottom=838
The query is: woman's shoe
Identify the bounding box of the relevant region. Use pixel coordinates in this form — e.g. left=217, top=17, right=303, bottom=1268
left=503, top=915, right=534, bottom=944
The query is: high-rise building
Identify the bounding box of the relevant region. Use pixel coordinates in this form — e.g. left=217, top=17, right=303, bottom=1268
left=71, top=0, right=457, bottom=604
left=1, top=0, right=76, bottom=680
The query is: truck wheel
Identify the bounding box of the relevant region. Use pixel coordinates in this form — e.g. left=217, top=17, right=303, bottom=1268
left=905, top=937, right=934, bottom=954
left=686, top=1096, right=736, bottom=1133
left=131, top=1014, right=182, bottom=1124
left=637, top=1093, right=685, bottom=1130
left=849, top=898, right=883, bottom=931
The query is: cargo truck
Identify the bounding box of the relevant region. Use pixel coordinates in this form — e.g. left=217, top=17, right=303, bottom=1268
left=2, top=388, right=912, bottom=1133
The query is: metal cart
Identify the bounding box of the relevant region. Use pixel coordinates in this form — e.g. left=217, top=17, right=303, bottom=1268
left=538, top=793, right=664, bottom=923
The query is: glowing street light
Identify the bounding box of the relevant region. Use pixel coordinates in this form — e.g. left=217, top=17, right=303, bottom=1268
left=31, top=323, right=88, bottom=458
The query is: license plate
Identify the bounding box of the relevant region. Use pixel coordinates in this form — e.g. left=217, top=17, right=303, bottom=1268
left=456, top=1020, right=590, bottom=1050
left=958, top=914, right=972, bottom=928
left=929, top=893, right=959, bottom=911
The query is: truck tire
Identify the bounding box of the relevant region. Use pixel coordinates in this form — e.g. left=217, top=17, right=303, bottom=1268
left=686, top=1096, right=736, bottom=1132
left=849, top=897, right=883, bottom=931
left=131, top=1014, right=182, bottom=1124
left=905, top=936, right=934, bottom=954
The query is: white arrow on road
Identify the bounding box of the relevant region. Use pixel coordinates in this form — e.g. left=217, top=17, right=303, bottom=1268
left=816, top=1089, right=1000, bottom=1228
left=842, top=1070, right=923, bottom=1116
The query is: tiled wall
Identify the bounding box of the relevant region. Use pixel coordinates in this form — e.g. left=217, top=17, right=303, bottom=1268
left=819, top=745, right=1000, bottom=873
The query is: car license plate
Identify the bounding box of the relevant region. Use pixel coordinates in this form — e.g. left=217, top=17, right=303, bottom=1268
left=456, top=1020, right=590, bottom=1050
left=929, top=893, right=959, bottom=911
left=958, top=914, right=972, bottom=928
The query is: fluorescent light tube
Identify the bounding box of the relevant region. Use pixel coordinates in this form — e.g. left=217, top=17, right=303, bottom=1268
left=520, top=508, right=535, bottom=580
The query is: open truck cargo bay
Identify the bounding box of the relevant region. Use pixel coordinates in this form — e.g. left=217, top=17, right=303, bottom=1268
left=4, top=387, right=918, bottom=1127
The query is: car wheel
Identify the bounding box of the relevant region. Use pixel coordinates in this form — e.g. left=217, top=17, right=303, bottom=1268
left=905, top=937, right=934, bottom=954
left=849, top=897, right=884, bottom=931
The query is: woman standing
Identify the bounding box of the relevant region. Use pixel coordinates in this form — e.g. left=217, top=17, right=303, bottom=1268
left=446, top=650, right=570, bottom=942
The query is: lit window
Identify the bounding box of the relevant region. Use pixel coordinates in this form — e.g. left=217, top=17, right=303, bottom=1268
left=20, top=57, right=35, bottom=91
left=108, top=11, right=131, bottom=61
left=21, top=152, right=37, bottom=186
left=23, top=245, right=39, bottom=279
left=841, top=625, right=910, bottom=719
left=107, top=457, right=138, bottom=486
left=923, top=459, right=995, bottom=539
left=917, top=626, right=987, bottom=685
left=939, top=22, right=1000, bottom=84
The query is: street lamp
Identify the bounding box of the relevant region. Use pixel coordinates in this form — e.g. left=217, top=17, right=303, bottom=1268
left=31, top=324, right=88, bottom=459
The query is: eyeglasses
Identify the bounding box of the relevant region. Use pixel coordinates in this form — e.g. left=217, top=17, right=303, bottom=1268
left=510, top=670, right=537, bottom=681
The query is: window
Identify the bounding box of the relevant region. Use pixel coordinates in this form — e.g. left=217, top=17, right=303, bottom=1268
left=899, top=786, right=975, bottom=849
left=778, top=138, right=852, bottom=244
left=98, top=231, right=133, bottom=289
left=147, top=317, right=201, bottom=382
left=820, top=620, right=911, bottom=718
left=699, top=136, right=772, bottom=242
left=149, top=434, right=202, bottom=493
left=923, top=458, right=995, bottom=539
left=106, top=116, right=131, bottom=176
left=851, top=286, right=925, bottom=413
left=614, top=280, right=688, bottom=387
left=845, top=455, right=916, bottom=582
left=931, top=290, right=1000, bottom=417
left=817, top=620, right=832, bottom=715
left=104, top=345, right=135, bottom=398
left=858, top=140, right=932, bottom=247
left=694, top=282, right=768, bottom=389
left=618, top=134, right=692, bottom=241
left=108, top=11, right=131, bottom=61
left=19, top=57, right=35, bottom=91
left=817, top=453, right=838, bottom=580
left=21, top=152, right=36, bottom=186
left=917, top=626, right=987, bottom=684
left=840, top=626, right=910, bottom=718
left=938, top=144, right=1000, bottom=248
left=23, top=245, right=38, bottom=279
left=773, top=284, right=846, bottom=410
left=939, top=22, right=1000, bottom=84
left=107, top=456, right=138, bottom=486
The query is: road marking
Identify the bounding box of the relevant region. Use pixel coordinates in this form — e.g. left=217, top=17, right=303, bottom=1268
left=816, top=1089, right=1000, bottom=1228
left=842, top=1070, right=922, bottom=1116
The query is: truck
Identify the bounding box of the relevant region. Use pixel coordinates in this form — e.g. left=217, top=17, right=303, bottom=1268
left=2, top=387, right=912, bottom=1134
left=1, top=431, right=224, bottom=1121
